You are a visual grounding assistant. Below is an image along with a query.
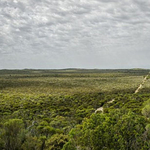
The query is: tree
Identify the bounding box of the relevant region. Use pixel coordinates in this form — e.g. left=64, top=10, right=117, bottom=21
left=1, top=119, right=25, bottom=150
left=37, top=121, right=56, bottom=150
left=142, top=99, right=150, bottom=118
left=67, top=109, right=148, bottom=150
left=45, top=134, right=68, bottom=150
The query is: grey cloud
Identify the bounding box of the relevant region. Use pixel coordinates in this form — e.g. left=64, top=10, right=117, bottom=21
left=0, top=0, right=150, bottom=69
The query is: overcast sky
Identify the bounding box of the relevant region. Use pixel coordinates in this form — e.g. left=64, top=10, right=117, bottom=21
left=0, top=0, right=150, bottom=69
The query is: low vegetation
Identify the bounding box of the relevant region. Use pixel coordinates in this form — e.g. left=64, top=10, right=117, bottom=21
left=0, top=69, right=150, bottom=149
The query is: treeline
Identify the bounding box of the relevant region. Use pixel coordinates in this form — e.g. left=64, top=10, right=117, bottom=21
left=0, top=68, right=149, bottom=75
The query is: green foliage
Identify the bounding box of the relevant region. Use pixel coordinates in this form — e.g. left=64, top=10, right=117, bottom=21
left=0, top=69, right=149, bottom=95
left=1, top=119, right=25, bottom=150
left=142, top=104, right=150, bottom=118
left=21, top=135, right=42, bottom=150
left=45, top=134, right=68, bottom=150
left=62, top=141, right=76, bottom=150
left=68, top=109, right=148, bottom=150
left=37, top=121, right=56, bottom=137
left=0, top=69, right=150, bottom=149
left=142, top=99, right=150, bottom=117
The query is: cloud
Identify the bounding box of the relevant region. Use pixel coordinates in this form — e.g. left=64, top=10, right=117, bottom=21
left=0, top=0, right=150, bottom=69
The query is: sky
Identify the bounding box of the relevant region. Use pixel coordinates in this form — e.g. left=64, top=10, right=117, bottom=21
left=0, top=0, right=150, bottom=69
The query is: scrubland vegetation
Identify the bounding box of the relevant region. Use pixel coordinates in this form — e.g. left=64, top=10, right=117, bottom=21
left=0, top=69, right=150, bottom=149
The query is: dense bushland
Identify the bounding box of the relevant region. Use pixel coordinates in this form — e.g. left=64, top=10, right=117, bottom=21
left=0, top=69, right=150, bottom=149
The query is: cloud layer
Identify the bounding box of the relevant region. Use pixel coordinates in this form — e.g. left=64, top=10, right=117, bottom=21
left=0, top=0, right=150, bottom=69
